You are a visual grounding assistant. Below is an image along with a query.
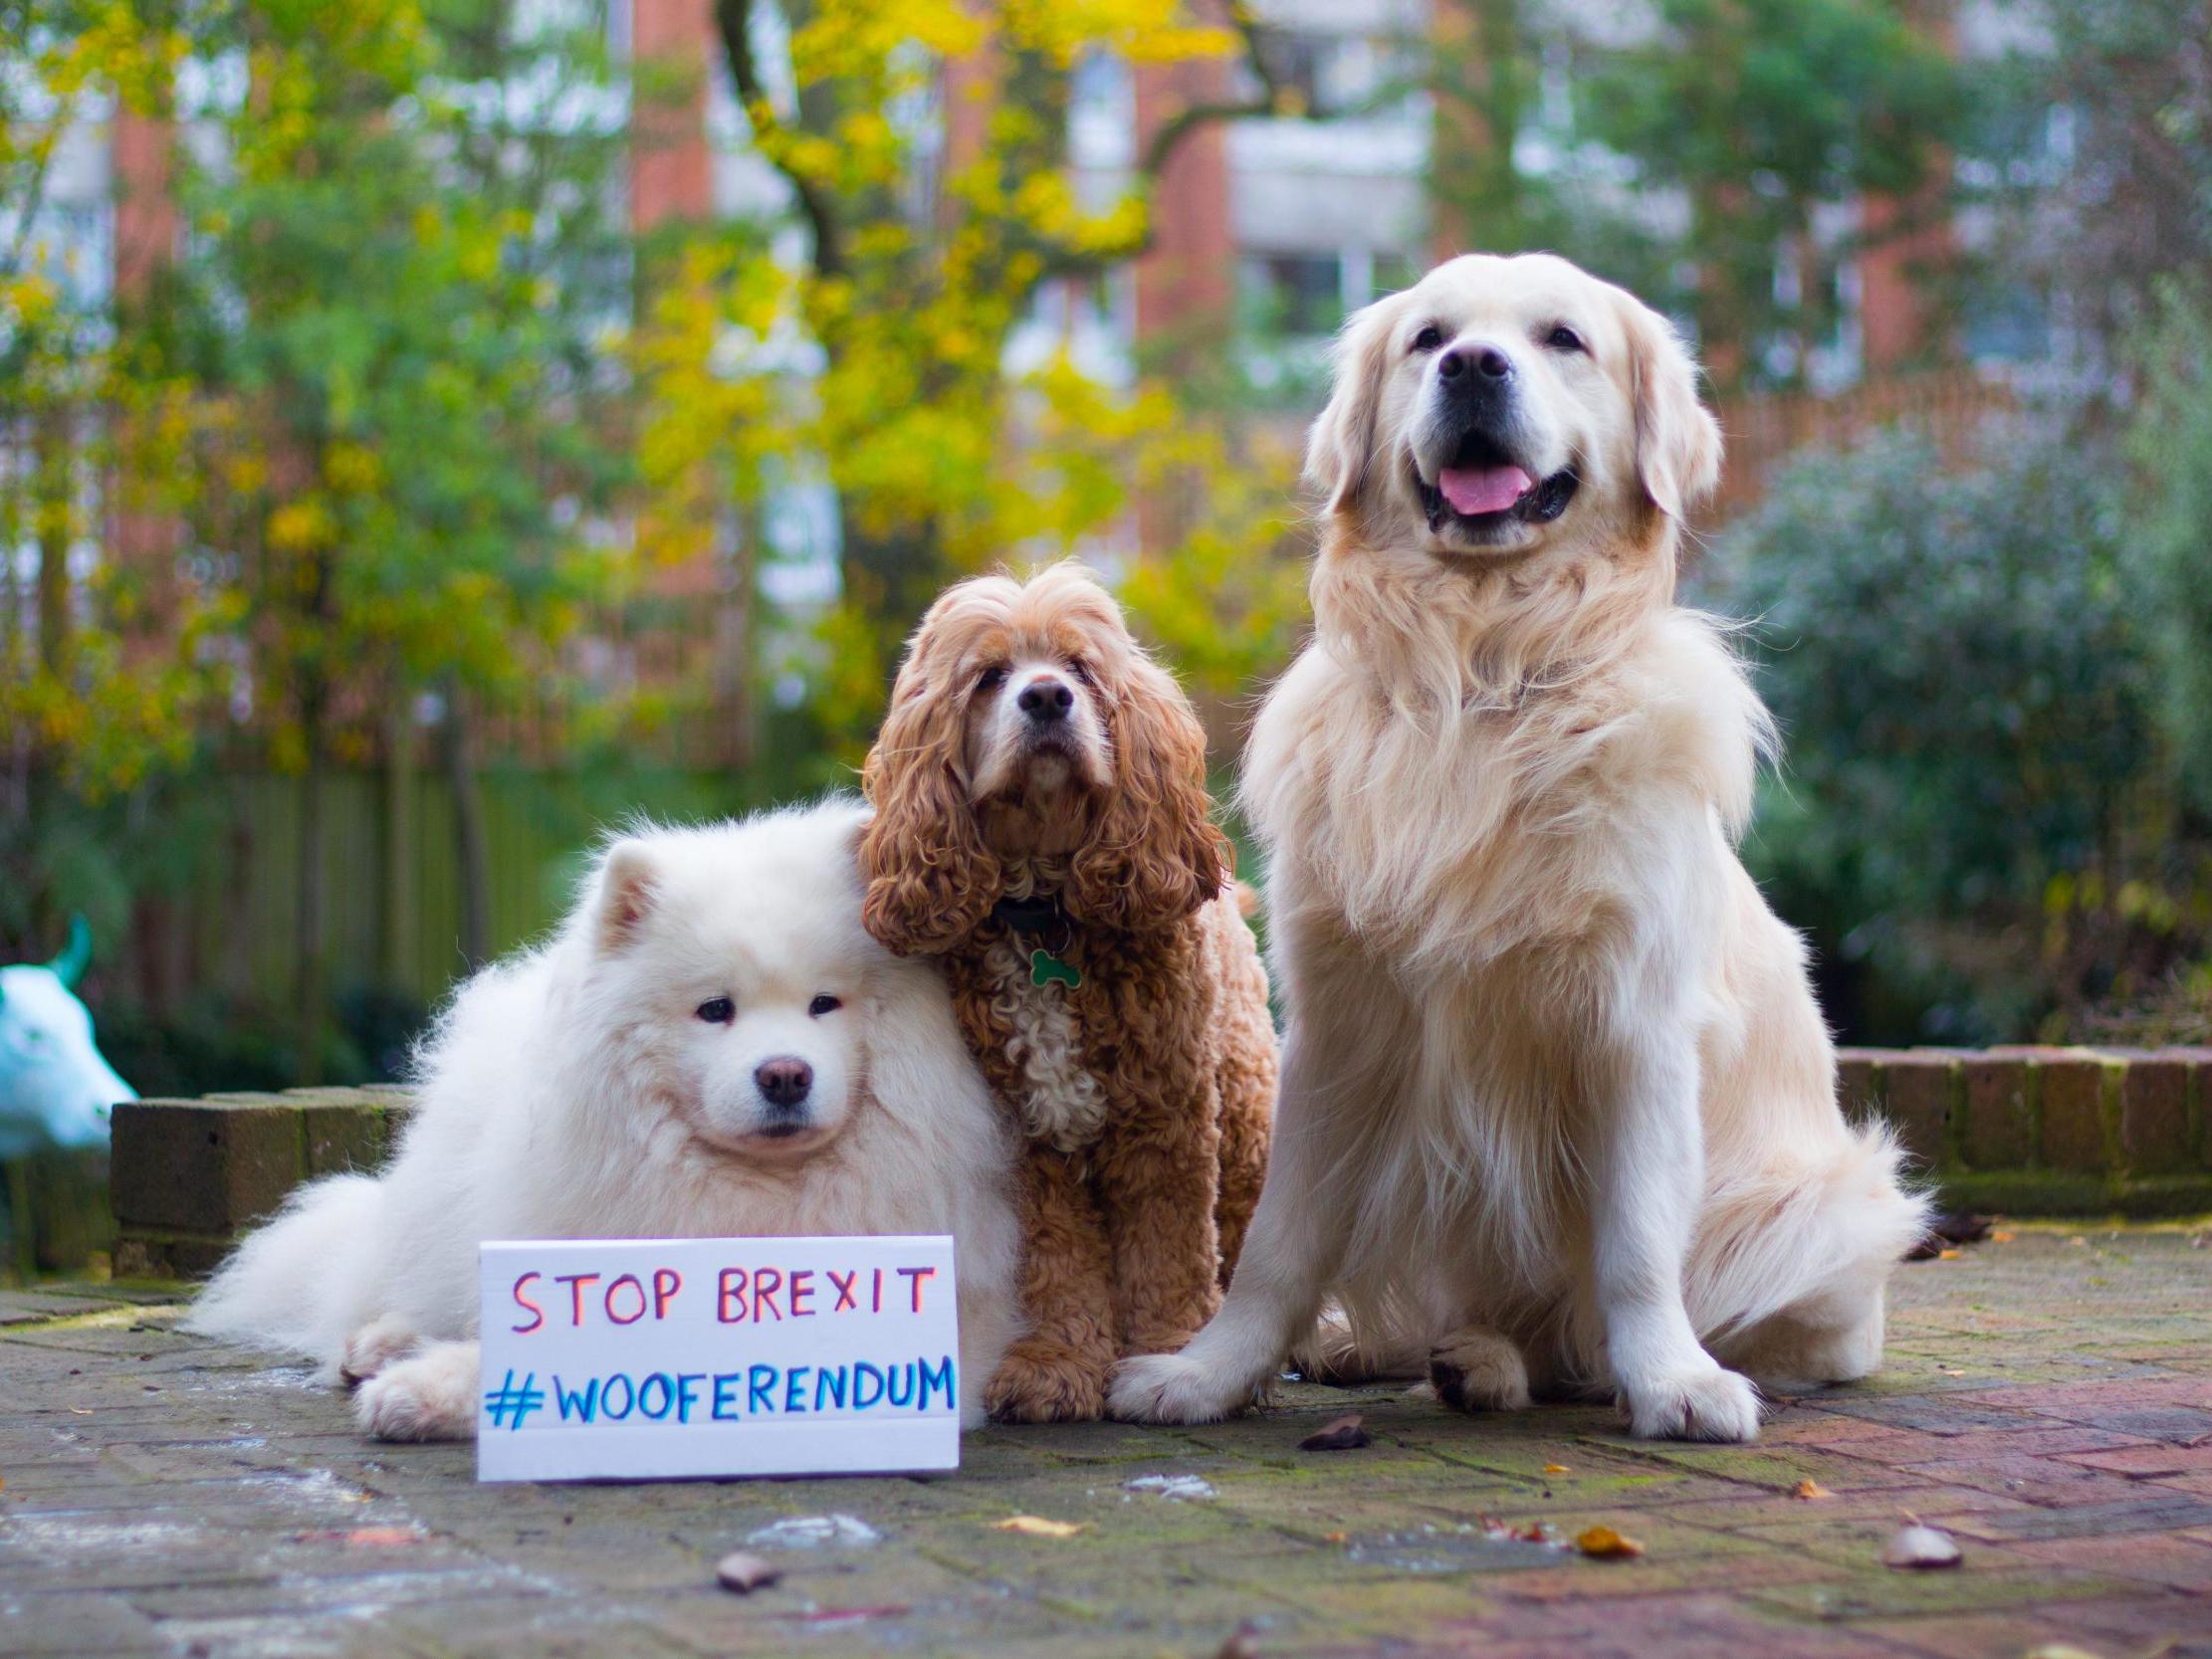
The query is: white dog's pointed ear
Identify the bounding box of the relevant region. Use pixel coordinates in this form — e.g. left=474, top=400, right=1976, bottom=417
left=593, top=841, right=658, bottom=952
left=1304, top=296, right=1401, bottom=520
left=1626, top=299, right=1722, bottom=521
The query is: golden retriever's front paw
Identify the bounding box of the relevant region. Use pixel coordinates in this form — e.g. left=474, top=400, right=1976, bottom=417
left=1428, top=1327, right=1533, bottom=1414
left=986, top=1343, right=1109, bottom=1424
left=353, top=1343, right=479, bottom=1441
left=1108, top=1352, right=1251, bottom=1425
left=1618, top=1362, right=1762, bottom=1443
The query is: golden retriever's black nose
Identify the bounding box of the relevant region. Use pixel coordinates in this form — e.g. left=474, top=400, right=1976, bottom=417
left=756, top=1057, right=812, bottom=1107
left=1438, top=344, right=1513, bottom=383
left=1017, top=674, right=1074, bottom=723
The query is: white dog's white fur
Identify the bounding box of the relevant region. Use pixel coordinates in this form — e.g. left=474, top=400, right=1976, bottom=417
left=188, top=798, right=1023, bottom=1439
left=1112, top=253, right=1927, bottom=1442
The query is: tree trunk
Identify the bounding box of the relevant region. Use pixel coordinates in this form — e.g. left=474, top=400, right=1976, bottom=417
left=293, top=691, right=329, bottom=1085
left=381, top=694, right=418, bottom=990
left=444, top=682, right=491, bottom=971
left=34, top=403, right=71, bottom=674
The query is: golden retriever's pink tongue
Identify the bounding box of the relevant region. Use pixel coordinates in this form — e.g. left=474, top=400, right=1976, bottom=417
left=1438, top=464, right=1533, bottom=516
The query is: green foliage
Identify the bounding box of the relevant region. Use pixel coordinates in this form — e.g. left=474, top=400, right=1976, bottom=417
left=2129, top=287, right=2212, bottom=815
left=1706, top=424, right=2207, bottom=1041
left=1427, top=0, right=1960, bottom=387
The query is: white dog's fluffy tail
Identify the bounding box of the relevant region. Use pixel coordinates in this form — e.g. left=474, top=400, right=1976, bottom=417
left=1688, top=1121, right=1931, bottom=1350
left=184, top=1172, right=385, bottom=1378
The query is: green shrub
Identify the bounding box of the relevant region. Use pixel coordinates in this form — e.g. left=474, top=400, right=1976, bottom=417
left=1702, top=420, right=2187, bottom=1041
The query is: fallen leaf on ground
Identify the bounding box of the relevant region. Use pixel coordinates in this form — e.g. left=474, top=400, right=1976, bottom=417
left=293, top=1526, right=421, bottom=1547
left=1791, top=1479, right=1833, bottom=1500
left=1323, top=1531, right=1347, bottom=1545
left=1216, top=1622, right=1262, bottom=1659
left=715, top=1551, right=781, bottom=1593
left=1880, top=1522, right=1961, bottom=1569
left=993, top=1515, right=1088, bottom=1538
left=1298, top=1413, right=1370, bottom=1452
left=1542, top=1463, right=1570, bottom=1474
left=1574, top=1526, right=1645, bottom=1558
left=1992, top=1230, right=2016, bottom=1243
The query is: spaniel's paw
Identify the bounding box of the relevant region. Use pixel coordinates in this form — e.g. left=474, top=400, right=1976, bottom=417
left=353, top=1342, right=480, bottom=1442
left=1428, top=1327, right=1533, bottom=1414
left=338, top=1315, right=421, bottom=1388
left=1617, top=1360, right=1762, bottom=1443
left=1108, top=1352, right=1250, bottom=1425
left=985, top=1342, right=1109, bottom=1424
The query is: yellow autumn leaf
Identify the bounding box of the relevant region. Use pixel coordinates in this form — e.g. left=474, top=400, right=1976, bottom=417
left=1575, top=1526, right=1645, bottom=1558
left=993, top=1515, right=1088, bottom=1538
left=1542, top=1463, right=1570, bottom=1474
left=1792, top=1479, right=1834, bottom=1500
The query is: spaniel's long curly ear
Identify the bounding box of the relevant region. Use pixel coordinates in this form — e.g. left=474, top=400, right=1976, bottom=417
left=1066, top=652, right=1228, bottom=934
left=1625, top=296, right=1722, bottom=521
left=858, top=651, right=1001, bottom=956
left=1303, top=293, right=1404, bottom=521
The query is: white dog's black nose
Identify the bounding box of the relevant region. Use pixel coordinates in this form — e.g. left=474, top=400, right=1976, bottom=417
left=1017, top=674, right=1074, bottom=724
left=756, top=1057, right=812, bottom=1108
left=1438, top=343, right=1513, bottom=384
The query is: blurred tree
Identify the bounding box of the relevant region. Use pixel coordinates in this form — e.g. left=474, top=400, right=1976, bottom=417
left=1425, top=0, right=1960, bottom=388
left=123, top=0, right=638, bottom=1070
left=1971, top=0, right=2212, bottom=364
left=682, top=0, right=1312, bottom=740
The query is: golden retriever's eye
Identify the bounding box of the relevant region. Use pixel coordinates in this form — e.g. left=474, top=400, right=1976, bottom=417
left=808, top=994, right=842, bottom=1017
left=1411, top=323, right=1443, bottom=353
left=696, top=997, right=735, bottom=1025
left=1544, top=323, right=1587, bottom=354
left=976, top=664, right=1007, bottom=693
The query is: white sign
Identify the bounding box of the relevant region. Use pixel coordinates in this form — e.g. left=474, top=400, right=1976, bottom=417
left=475, top=1236, right=961, bottom=1483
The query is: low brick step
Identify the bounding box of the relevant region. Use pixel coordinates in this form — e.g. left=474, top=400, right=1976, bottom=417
left=111, top=1086, right=413, bottom=1279
left=106, top=1050, right=2212, bottom=1277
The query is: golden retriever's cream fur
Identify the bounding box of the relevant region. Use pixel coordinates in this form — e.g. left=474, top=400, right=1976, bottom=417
left=1112, top=253, right=1927, bottom=1442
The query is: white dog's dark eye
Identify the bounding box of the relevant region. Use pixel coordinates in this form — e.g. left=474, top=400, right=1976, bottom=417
left=1544, top=324, right=1587, bottom=354
left=976, top=665, right=1006, bottom=693
left=808, top=994, right=842, bottom=1017
left=1065, top=656, right=1093, bottom=686
left=696, top=997, right=735, bottom=1024
left=1411, top=324, right=1443, bottom=353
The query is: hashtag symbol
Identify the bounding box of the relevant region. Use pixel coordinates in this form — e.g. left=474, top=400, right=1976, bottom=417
left=482, top=1369, right=545, bottom=1431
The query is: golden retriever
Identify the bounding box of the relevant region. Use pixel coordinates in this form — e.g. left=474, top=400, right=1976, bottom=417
left=1111, top=253, right=1927, bottom=1442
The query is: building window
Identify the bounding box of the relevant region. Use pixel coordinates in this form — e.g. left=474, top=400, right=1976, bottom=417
left=1240, top=253, right=1345, bottom=338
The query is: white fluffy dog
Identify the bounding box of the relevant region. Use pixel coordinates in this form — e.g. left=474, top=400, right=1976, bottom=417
left=189, top=798, right=1022, bottom=1439
left=1113, top=253, right=1927, bottom=1442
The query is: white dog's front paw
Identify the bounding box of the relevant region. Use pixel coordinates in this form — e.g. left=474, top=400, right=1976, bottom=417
left=338, top=1314, right=421, bottom=1387
left=353, top=1343, right=479, bottom=1442
left=1108, top=1353, right=1252, bottom=1425
left=1429, top=1327, right=1533, bottom=1414
left=1618, top=1361, right=1762, bottom=1443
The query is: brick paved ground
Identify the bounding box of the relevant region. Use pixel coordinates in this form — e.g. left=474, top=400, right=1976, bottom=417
left=6, top=1226, right=2212, bottom=1659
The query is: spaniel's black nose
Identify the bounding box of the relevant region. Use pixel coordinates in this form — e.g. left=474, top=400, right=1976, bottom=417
left=1017, top=675, right=1074, bottom=723
left=755, top=1057, right=812, bottom=1109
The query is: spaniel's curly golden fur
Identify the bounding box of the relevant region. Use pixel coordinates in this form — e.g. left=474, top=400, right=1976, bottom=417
left=860, top=565, right=1275, bottom=1422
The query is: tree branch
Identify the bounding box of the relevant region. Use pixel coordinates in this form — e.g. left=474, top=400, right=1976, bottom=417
left=1137, top=2, right=1289, bottom=182
left=711, top=0, right=846, bottom=278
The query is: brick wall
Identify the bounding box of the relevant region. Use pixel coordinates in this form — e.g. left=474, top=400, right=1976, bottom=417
left=105, top=1049, right=2212, bottom=1278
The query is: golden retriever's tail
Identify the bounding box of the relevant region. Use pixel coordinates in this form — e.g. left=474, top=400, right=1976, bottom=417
left=1685, top=1122, right=1932, bottom=1350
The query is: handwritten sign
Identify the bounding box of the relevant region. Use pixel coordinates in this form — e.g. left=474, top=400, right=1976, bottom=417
left=475, top=1236, right=961, bottom=1483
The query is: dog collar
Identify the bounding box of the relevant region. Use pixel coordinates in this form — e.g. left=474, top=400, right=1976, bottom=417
left=992, top=896, right=1081, bottom=990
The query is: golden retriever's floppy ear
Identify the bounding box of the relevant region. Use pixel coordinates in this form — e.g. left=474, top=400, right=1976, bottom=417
left=858, top=634, right=1001, bottom=956
left=1066, top=650, right=1228, bottom=933
left=1624, top=296, right=1723, bottom=520
left=1303, top=294, right=1402, bottom=520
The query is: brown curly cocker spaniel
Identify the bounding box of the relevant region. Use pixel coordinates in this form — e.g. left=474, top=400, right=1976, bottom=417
left=859, top=565, right=1276, bottom=1422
